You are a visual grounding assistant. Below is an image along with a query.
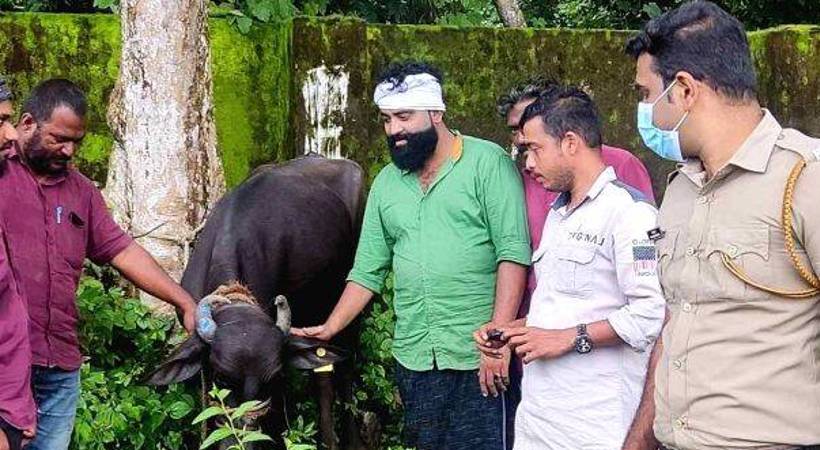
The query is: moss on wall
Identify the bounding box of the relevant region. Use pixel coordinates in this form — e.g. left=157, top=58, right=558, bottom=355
left=291, top=17, right=370, bottom=168
left=295, top=18, right=677, bottom=196
left=210, top=19, right=292, bottom=187
left=0, top=13, right=817, bottom=197
left=0, top=13, right=293, bottom=188
left=751, top=25, right=820, bottom=136
left=0, top=13, right=120, bottom=183
left=293, top=19, right=820, bottom=199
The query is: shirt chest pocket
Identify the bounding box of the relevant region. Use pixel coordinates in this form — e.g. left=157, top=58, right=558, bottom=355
left=705, top=226, right=770, bottom=302
left=58, top=211, right=88, bottom=271
left=552, top=247, right=597, bottom=297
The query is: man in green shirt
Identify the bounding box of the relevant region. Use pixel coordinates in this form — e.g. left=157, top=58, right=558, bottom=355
left=292, top=61, right=531, bottom=449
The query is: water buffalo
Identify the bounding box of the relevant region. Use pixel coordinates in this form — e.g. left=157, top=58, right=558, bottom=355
left=146, top=154, right=367, bottom=450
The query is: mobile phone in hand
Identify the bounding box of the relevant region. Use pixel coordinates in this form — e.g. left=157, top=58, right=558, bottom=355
left=486, top=329, right=507, bottom=349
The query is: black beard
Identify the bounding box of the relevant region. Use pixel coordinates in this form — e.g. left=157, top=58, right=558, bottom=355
left=546, top=169, right=574, bottom=193
left=25, top=130, right=69, bottom=177
left=387, top=126, right=438, bottom=172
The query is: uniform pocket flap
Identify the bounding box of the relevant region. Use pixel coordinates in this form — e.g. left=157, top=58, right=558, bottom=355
left=707, top=226, right=769, bottom=261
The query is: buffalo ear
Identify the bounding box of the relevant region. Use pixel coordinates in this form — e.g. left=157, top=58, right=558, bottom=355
left=144, top=335, right=206, bottom=385
left=286, top=336, right=347, bottom=370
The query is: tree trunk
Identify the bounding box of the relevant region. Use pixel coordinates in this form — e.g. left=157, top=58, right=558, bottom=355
left=494, top=0, right=526, bottom=28
left=105, top=0, right=225, bottom=310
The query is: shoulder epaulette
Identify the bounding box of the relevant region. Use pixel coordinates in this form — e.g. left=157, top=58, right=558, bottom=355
left=777, top=128, right=820, bottom=162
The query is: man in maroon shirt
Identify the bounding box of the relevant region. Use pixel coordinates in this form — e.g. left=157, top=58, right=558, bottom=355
left=0, top=78, right=36, bottom=450
left=0, top=79, right=197, bottom=450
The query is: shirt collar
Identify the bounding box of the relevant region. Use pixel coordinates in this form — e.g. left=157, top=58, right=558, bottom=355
left=586, top=166, right=616, bottom=201
left=400, top=132, right=463, bottom=177
left=727, top=109, right=780, bottom=174
left=551, top=166, right=615, bottom=215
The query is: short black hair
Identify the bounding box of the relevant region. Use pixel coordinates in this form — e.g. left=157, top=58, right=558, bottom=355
left=22, top=79, right=87, bottom=123
left=519, top=85, right=602, bottom=148
left=625, top=1, right=757, bottom=101
left=375, top=60, right=444, bottom=90
left=496, top=76, right=559, bottom=118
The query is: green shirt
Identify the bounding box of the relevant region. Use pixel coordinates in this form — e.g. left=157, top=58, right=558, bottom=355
left=348, top=134, right=531, bottom=371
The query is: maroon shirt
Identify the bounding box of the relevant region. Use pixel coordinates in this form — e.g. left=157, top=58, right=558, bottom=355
left=0, top=147, right=133, bottom=370
left=0, top=223, right=36, bottom=430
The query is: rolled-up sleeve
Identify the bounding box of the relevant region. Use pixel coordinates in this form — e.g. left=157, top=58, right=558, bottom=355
left=607, top=201, right=666, bottom=352
left=347, top=175, right=393, bottom=294
left=480, top=153, right=531, bottom=266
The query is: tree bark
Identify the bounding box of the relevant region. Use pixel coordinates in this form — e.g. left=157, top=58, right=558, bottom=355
left=494, top=0, right=526, bottom=28
left=106, top=0, right=225, bottom=310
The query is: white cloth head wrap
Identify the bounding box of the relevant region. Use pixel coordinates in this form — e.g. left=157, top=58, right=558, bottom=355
left=373, top=73, right=446, bottom=111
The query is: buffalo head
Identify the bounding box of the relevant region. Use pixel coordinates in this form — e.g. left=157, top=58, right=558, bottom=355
left=146, top=283, right=346, bottom=448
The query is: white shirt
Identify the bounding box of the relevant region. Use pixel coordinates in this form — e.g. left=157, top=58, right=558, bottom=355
left=515, top=167, right=666, bottom=450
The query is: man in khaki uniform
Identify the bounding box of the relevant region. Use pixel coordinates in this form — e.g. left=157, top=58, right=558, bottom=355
left=622, top=2, right=820, bottom=450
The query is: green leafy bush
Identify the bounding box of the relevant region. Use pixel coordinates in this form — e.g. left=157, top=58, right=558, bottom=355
left=71, top=273, right=199, bottom=450
left=354, top=275, right=406, bottom=447
left=69, top=266, right=409, bottom=449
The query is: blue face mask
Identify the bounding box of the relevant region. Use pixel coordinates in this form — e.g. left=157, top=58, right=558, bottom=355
left=637, top=80, right=690, bottom=162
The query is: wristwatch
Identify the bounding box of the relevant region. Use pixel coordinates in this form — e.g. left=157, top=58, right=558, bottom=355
left=574, top=324, right=593, bottom=354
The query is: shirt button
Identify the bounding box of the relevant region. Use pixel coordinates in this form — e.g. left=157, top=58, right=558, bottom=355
left=697, top=196, right=709, bottom=204
left=674, top=417, right=687, bottom=429
left=726, top=244, right=739, bottom=258
left=682, top=302, right=693, bottom=313
left=673, top=359, right=683, bottom=370
left=685, top=246, right=695, bottom=256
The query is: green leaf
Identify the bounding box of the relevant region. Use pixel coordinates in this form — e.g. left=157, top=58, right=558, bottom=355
left=247, top=0, right=273, bottom=21
left=240, top=431, right=274, bottom=443
left=235, top=16, right=253, bottom=33
left=230, top=400, right=262, bottom=420
left=168, top=400, right=193, bottom=419
left=301, top=0, right=329, bottom=16
left=215, top=388, right=231, bottom=402
left=192, top=406, right=223, bottom=425
left=200, top=427, right=234, bottom=449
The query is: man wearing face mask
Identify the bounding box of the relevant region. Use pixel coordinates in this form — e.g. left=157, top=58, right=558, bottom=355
left=292, top=61, right=531, bottom=450
left=622, top=2, right=820, bottom=450
left=0, top=79, right=198, bottom=450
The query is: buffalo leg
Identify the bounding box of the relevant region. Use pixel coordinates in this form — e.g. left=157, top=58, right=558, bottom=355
left=315, top=371, right=339, bottom=450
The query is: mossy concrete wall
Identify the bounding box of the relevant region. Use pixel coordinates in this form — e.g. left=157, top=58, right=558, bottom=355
left=0, top=14, right=120, bottom=182
left=0, top=13, right=291, bottom=188
left=0, top=13, right=818, bottom=197
left=292, top=19, right=820, bottom=198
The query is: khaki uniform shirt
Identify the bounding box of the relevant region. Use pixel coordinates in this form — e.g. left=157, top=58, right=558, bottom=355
left=654, top=111, right=820, bottom=449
